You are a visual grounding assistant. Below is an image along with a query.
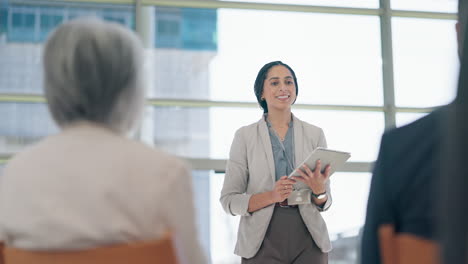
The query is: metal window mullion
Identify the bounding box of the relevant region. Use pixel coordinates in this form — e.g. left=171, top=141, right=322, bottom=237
left=380, top=0, right=396, bottom=130
left=143, top=0, right=379, bottom=16
left=135, top=0, right=154, bottom=49
left=0, top=93, right=438, bottom=113
left=184, top=158, right=373, bottom=173
left=9, top=0, right=134, bottom=10
left=0, top=153, right=374, bottom=173
left=8, top=0, right=457, bottom=20
left=392, top=10, right=456, bottom=20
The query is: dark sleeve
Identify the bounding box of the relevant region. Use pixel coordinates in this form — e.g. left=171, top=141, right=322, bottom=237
left=361, top=133, right=395, bottom=264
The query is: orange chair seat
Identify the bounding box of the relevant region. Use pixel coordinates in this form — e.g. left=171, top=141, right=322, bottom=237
left=1, top=233, right=178, bottom=264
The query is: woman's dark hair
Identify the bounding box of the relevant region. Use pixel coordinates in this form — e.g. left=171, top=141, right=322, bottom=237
left=254, top=61, right=299, bottom=113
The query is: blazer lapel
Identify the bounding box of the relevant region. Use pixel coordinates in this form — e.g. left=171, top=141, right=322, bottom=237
left=293, top=114, right=304, bottom=168
left=258, top=117, right=276, bottom=182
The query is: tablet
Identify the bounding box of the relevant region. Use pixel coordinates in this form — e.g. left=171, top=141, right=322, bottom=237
left=288, top=147, right=351, bottom=178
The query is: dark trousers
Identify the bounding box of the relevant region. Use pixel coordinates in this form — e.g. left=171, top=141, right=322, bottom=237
left=242, top=207, right=327, bottom=264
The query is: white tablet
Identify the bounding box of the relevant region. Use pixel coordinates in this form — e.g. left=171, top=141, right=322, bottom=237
left=288, top=147, right=351, bottom=178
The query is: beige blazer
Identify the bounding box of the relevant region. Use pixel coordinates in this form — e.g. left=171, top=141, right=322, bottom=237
left=220, top=114, right=332, bottom=258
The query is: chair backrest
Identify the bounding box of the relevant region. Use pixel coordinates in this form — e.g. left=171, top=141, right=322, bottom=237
left=378, top=224, right=440, bottom=264
left=0, top=242, right=4, bottom=264
left=1, top=233, right=178, bottom=264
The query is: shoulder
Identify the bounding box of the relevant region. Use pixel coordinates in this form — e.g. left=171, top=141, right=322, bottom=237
left=3, top=133, right=60, bottom=174
left=375, top=108, right=444, bottom=178
left=5, top=128, right=188, bottom=179
left=108, top=137, right=192, bottom=189
left=382, top=108, right=442, bottom=146
left=293, top=115, right=324, bottom=134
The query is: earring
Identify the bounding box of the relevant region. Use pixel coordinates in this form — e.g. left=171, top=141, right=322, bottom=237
left=261, top=97, right=265, bottom=101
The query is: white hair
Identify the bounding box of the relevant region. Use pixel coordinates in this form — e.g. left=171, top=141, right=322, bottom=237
left=43, top=18, right=145, bottom=134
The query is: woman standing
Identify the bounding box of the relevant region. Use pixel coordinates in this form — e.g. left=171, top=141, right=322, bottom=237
left=220, top=61, right=332, bottom=263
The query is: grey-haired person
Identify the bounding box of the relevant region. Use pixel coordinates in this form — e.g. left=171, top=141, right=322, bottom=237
left=0, top=18, right=206, bottom=264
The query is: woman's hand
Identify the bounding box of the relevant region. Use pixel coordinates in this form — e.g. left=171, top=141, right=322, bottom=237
left=270, top=176, right=296, bottom=203
left=292, top=160, right=331, bottom=195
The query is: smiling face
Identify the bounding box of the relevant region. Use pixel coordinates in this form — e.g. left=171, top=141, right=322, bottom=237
left=261, top=65, right=297, bottom=113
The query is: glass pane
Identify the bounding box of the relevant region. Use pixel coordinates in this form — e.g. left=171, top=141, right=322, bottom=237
left=294, top=109, right=384, bottom=162
left=225, top=0, right=378, bottom=8
left=192, top=170, right=212, bottom=261
left=155, top=8, right=217, bottom=51
left=393, top=18, right=459, bottom=107
left=210, top=9, right=383, bottom=105
left=208, top=107, right=384, bottom=161
left=208, top=107, right=384, bottom=162
left=10, top=7, right=36, bottom=42
left=39, top=7, right=65, bottom=42
left=155, top=8, right=182, bottom=49
left=0, top=2, right=134, bottom=94
left=395, top=112, right=428, bottom=127
left=210, top=172, right=240, bottom=264
left=144, top=106, right=261, bottom=159
left=143, top=107, right=383, bottom=162
left=0, top=7, right=7, bottom=35
left=391, top=0, right=457, bottom=13
left=323, top=172, right=371, bottom=263
left=209, top=107, right=262, bottom=159
left=0, top=102, right=58, bottom=154
left=143, top=106, right=212, bottom=158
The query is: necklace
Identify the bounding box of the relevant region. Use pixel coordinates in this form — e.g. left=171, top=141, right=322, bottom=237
left=264, top=114, right=289, bottom=142
left=272, top=127, right=287, bottom=142
left=277, top=133, right=285, bottom=142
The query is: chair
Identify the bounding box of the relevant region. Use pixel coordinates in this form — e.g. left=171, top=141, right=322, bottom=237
left=0, top=233, right=178, bottom=264
left=0, top=242, right=4, bottom=264
left=378, top=224, right=440, bottom=264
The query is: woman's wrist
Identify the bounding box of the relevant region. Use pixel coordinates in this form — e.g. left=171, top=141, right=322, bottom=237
left=312, top=195, right=327, bottom=207
left=268, top=191, right=278, bottom=204
left=310, top=185, right=326, bottom=195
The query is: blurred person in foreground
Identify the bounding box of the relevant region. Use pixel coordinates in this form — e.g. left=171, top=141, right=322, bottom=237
left=439, top=0, right=468, bottom=263
left=0, top=18, right=205, bottom=264
left=221, top=61, right=332, bottom=264
left=361, top=1, right=468, bottom=263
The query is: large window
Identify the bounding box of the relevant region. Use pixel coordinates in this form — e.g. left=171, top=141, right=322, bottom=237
left=323, top=172, right=372, bottom=262
left=0, top=3, right=134, bottom=94
left=146, top=106, right=211, bottom=158
left=0, top=1, right=458, bottom=264
left=0, top=102, right=58, bottom=153
left=393, top=17, right=459, bottom=107
left=210, top=172, right=240, bottom=264
left=294, top=110, right=384, bottom=161
left=227, top=0, right=378, bottom=8
left=391, top=0, right=457, bottom=13
left=396, top=112, right=428, bottom=127
left=211, top=9, right=383, bottom=106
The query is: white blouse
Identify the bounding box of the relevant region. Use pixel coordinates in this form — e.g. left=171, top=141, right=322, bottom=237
left=0, top=122, right=206, bottom=264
